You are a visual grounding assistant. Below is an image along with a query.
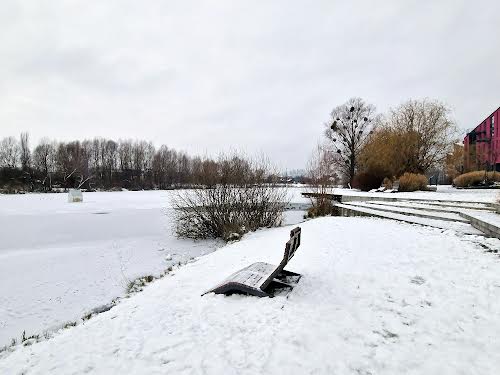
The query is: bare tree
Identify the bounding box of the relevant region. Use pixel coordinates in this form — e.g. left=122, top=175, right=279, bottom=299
left=55, top=141, right=93, bottom=189
left=118, top=140, right=133, bottom=171
left=176, top=152, right=191, bottom=186
left=20, top=132, right=31, bottom=171
left=190, top=156, right=203, bottom=185
left=103, top=140, right=118, bottom=187
left=385, top=99, right=457, bottom=174
left=90, top=138, right=102, bottom=175
left=0, top=136, right=20, bottom=168
left=324, top=97, right=378, bottom=185
left=33, top=138, right=57, bottom=190
left=199, top=157, right=218, bottom=186
left=445, top=143, right=464, bottom=181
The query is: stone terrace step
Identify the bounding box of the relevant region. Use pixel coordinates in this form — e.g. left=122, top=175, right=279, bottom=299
left=459, top=211, right=500, bottom=239
left=335, top=203, right=483, bottom=235
left=417, top=201, right=494, bottom=211
left=347, top=201, right=469, bottom=223
left=337, top=194, right=488, bottom=206
left=366, top=200, right=470, bottom=214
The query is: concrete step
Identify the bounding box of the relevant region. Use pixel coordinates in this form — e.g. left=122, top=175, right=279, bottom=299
left=365, top=200, right=469, bottom=214
left=337, top=194, right=490, bottom=206
left=459, top=211, right=500, bottom=239
left=416, top=201, right=494, bottom=211
left=334, top=203, right=483, bottom=235
left=346, top=201, right=468, bottom=223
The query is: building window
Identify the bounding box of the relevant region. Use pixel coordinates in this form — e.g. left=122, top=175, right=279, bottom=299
left=491, top=115, right=495, bottom=138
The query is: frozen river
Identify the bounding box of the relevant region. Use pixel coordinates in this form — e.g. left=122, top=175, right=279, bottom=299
left=0, top=191, right=212, bottom=346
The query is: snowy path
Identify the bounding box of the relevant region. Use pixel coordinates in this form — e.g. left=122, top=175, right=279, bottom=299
left=2, top=217, right=499, bottom=374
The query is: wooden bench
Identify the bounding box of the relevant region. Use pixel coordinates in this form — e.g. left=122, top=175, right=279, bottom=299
left=389, top=180, right=400, bottom=192
left=203, top=227, right=302, bottom=297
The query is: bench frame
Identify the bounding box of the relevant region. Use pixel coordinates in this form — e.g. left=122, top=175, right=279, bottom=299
left=204, top=227, right=302, bottom=297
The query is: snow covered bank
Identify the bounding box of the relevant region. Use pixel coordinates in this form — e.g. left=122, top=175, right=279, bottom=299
left=2, top=217, right=499, bottom=374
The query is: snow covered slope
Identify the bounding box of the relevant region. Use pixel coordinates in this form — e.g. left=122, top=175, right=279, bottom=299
left=2, top=217, right=499, bottom=374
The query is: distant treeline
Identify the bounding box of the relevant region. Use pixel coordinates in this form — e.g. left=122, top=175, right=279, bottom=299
left=0, top=133, right=302, bottom=193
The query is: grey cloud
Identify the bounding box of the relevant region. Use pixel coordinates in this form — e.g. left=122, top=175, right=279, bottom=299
left=0, top=0, right=499, bottom=169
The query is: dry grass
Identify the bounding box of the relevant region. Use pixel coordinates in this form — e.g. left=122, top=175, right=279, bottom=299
left=453, top=171, right=500, bottom=188
left=382, top=177, right=393, bottom=189
left=398, top=173, right=428, bottom=192
left=306, top=198, right=336, bottom=218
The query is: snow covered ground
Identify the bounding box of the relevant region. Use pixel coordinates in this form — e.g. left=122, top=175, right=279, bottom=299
left=1, top=216, right=500, bottom=374
left=0, top=189, right=306, bottom=347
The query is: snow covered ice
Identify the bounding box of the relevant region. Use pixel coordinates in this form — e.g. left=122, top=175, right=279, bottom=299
left=1, top=213, right=500, bottom=374
left=0, top=191, right=222, bottom=347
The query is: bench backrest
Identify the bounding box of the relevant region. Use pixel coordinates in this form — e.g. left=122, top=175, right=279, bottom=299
left=260, top=226, right=301, bottom=290
left=285, top=227, right=301, bottom=263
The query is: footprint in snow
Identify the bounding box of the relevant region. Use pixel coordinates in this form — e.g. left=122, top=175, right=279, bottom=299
left=373, top=329, right=399, bottom=340
left=410, top=276, right=425, bottom=285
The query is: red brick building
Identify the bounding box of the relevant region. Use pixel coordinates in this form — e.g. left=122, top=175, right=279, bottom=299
left=463, top=106, right=500, bottom=172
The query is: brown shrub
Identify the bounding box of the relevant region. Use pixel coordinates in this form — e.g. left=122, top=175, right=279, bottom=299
left=453, top=171, right=500, bottom=188
left=306, top=198, right=336, bottom=218
left=398, top=173, right=428, bottom=192
left=352, top=172, right=384, bottom=191
left=382, top=177, right=393, bottom=189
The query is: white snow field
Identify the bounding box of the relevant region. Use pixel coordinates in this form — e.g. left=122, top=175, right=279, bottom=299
left=0, top=189, right=305, bottom=347
left=1, top=217, right=499, bottom=374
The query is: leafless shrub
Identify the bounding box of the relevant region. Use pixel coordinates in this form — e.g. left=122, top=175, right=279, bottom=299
left=171, top=154, right=288, bottom=241
left=305, top=144, right=336, bottom=217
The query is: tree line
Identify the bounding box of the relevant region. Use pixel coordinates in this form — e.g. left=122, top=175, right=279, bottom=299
left=0, top=135, right=273, bottom=193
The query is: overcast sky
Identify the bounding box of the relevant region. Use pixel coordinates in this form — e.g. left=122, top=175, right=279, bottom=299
left=1, top=1, right=499, bottom=170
